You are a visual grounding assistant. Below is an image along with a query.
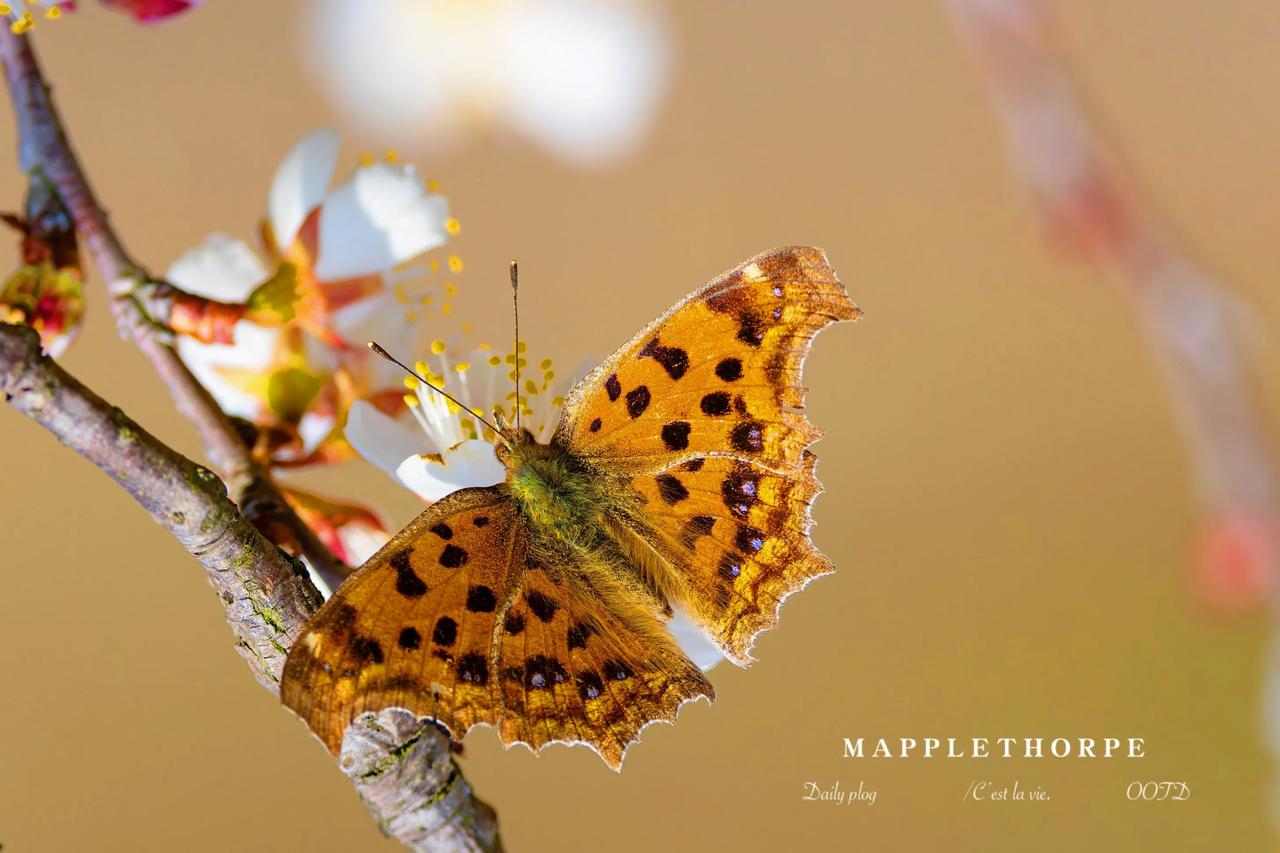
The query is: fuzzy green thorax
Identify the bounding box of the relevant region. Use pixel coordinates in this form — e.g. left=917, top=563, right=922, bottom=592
left=504, top=434, right=609, bottom=549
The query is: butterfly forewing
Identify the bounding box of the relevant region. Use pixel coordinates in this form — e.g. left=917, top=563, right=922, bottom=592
left=556, top=246, right=859, bottom=474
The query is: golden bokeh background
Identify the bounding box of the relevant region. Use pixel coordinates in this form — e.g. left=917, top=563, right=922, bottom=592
left=2, top=1, right=1277, bottom=850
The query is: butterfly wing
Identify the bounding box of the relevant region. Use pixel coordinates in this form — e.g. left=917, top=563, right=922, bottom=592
left=557, top=246, right=858, bottom=473
left=494, top=562, right=712, bottom=769
left=556, top=246, right=857, bottom=663
left=281, top=486, right=516, bottom=754
left=282, top=488, right=713, bottom=767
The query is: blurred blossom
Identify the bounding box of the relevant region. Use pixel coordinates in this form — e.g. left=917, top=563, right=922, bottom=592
left=169, top=129, right=459, bottom=465
left=3, top=0, right=196, bottom=32
left=98, top=0, right=199, bottom=24
left=1, top=179, right=84, bottom=357
left=1194, top=512, right=1277, bottom=613
left=301, top=0, right=672, bottom=168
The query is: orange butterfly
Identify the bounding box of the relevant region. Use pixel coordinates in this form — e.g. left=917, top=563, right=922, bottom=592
left=281, top=246, right=860, bottom=768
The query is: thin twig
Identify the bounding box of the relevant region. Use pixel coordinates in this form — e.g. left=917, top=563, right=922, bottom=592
left=0, top=26, right=348, bottom=590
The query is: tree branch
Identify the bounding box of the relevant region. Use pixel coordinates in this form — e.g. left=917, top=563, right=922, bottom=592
left=0, top=321, right=502, bottom=850
left=0, top=322, right=319, bottom=687
left=0, top=25, right=348, bottom=590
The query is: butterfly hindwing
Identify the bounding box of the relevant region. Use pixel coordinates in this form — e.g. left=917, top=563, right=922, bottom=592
left=496, top=564, right=712, bottom=768
left=556, top=246, right=858, bottom=475
left=628, top=452, right=831, bottom=663
left=281, top=486, right=517, bottom=753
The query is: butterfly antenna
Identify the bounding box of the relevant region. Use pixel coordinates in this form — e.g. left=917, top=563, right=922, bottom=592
left=510, top=260, right=521, bottom=431
left=367, top=341, right=509, bottom=446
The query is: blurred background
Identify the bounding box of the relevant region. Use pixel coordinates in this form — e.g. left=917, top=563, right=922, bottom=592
left=2, top=0, right=1279, bottom=849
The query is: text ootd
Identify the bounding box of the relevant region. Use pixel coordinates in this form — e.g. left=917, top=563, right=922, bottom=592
left=843, top=737, right=1146, bottom=759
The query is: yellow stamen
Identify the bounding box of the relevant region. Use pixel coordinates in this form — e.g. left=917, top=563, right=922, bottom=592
left=427, top=179, right=440, bottom=192
left=359, top=152, right=375, bottom=167
left=47, top=7, right=60, bottom=19
left=415, top=360, right=430, bottom=375
left=403, top=394, right=420, bottom=408
left=441, top=302, right=453, bottom=315
left=403, top=376, right=419, bottom=390
left=540, top=358, right=553, bottom=371
left=448, top=255, right=464, bottom=273
left=488, top=355, right=502, bottom=367
left=455, top=361, right=471, bottom=372
left=430, top=339, right=446, bottom=355
left=385, top=148, right=400, bottom=163
left=445, top=282, right=458, bottom=296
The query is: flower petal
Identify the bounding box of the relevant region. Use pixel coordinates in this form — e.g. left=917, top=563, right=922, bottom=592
left=268, top=129, right=341, bottom=251
left=176, top=320, right=281, bottom=419
left=313, top=162, right=449, bottom=281
left=394, top=439, right=504, bottom=503
left=345, top=399, right=434, bottom=477
left=667, top=608, right=725, bottom=672
left=166, top=233, right=269, bottom=301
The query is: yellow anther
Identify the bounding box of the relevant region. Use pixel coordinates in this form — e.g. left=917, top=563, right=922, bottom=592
left=359, top=152, right=375, bottom=167
left=543, top=370, right=555, bottom=381
left=404, top=310, right=418, bottom=323
left=0, top=6, right=11, bottom=15
left=525, top=380, right=539, bottom=395
left=477, top=341, right=491, bottom=350
left=441, top=302, right=453, bottom=316
left=448, top=255, right=464, bottom=273
left=455, top=361, right=471, bottom=372
left=403, top=376, right=419, bottom=390
left=403, top=394, right=420, bottom=408
left=552, top=396, right=565, bottom=407
left=445, top=218, right=461, bottom=236
left=516, top=341, right=527, bottom=353
left=47, top=6, right=60, bottom=19
left=445, top=282, right=458, bottom=296
left=414, top=360, right=429, bottom=375
left=430, top=260, right=440, bottom=271
left=540, top=358, right=553, bottom=371
left=460, top=418, right=474, bottom=432
left=421, top=295, right=434, bottom=305
left=461, top=321, right=475, bottom=334
left=430, top=339, right=446, bottom=355
left=508, top=371, right=517, bottom=382
left=427, top=179, right=440, bottom=192
left=385, top=148, right=400, bottom=163
left=505, top=354, right=516, bottom=365
left=488, top=355, right=502, bottom=367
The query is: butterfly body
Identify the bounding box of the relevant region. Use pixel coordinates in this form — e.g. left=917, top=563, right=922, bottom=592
left=282, top=246, right=860, bottom=768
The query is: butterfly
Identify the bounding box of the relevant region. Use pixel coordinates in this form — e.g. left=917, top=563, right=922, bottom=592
left=281, top=246, right=860, bottom=769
